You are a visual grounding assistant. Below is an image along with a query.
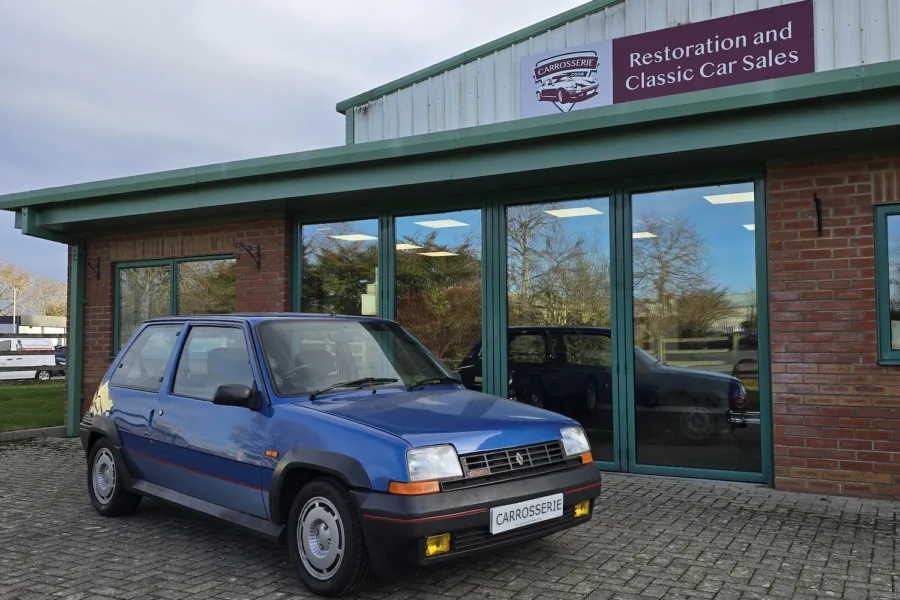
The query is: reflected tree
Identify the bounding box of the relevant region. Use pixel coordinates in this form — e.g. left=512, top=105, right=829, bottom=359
left=507, top=203, right=611, bottom=327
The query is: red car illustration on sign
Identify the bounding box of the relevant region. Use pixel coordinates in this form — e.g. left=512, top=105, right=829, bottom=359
left=533, top=51, right=600, bottom=111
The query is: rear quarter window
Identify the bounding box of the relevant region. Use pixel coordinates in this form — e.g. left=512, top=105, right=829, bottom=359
left=110, top=325, right=182, bottom=392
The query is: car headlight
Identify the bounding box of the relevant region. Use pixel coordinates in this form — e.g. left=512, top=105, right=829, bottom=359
left=561, top=426, right=590, bottom=457
left=407, top=445, right=463, bottom=482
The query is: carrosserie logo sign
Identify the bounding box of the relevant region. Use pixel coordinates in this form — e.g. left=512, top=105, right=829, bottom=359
left=520, top=0, right=814, bottom=118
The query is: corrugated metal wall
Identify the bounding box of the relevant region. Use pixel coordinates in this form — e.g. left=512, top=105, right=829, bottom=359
left=351, top=0, right=899, bottom=143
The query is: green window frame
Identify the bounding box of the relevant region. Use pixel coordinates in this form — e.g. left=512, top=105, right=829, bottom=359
left=874, top=204, right=900, bottom=364
left=113, top=255, right=236, bottom=352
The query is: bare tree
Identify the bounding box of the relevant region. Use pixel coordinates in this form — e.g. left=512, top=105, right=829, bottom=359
left=0, top=261, right=32, bottom=316
left=632, top=212, right=734, bottom=342
left=25, top=277, right=67, bottom=317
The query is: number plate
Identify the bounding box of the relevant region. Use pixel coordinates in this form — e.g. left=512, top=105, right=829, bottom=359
left=489, top=493, right=563, bottom=534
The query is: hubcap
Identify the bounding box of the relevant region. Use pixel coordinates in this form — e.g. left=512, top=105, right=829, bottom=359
left=586, top=386, right=596, bottom=411
left=39, top=371, right=49, bottom=381
left=92, top=448, right=116, bottom=505
left=298, top=497, right=345, bottom=581
left=682, top=411, right=713, bottom=440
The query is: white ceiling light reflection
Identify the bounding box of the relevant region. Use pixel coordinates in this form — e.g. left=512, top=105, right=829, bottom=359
left=544, top=207, right=604, bottom=218
left=632, top=231, right=658, bottom=239
left=418, top=251, right=458, bottom=257
left=396, top=243, right=423, bottom=250
left=414, top=219, right=469, bottom=228
left=704, top=192, right=754, bottom=204
left=329, top=234, right=377, bottom=241
left=743, top=224, right=756, bottom=231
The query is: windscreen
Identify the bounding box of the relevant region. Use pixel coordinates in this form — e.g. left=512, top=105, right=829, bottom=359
left=256, top=319, right=448, bottom=396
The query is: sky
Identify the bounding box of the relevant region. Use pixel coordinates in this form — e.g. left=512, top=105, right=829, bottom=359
left=0, top=0, right=588, bottom=281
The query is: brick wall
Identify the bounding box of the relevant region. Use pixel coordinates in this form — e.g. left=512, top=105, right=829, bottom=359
left=73, top=217, right=290, bottom=413
left=767, top=154, right=900, bottom=498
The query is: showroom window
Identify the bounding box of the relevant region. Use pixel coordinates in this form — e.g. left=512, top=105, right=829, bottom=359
left=301, top=219, right=378, bottom=316
left=114, top=257, right=236, bottom=350
left=875, top=204, right=900, bottom=364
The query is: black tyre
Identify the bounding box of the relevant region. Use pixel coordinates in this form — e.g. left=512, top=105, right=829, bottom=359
left=87, top=438, right=141, bottom=517
left=287, top=477, right=373, bottom=597
left=523, top=384, right=545, bottom=409
left=35, top=370, right=51, bottom=382
left=584, top=380, right=598, bottom=414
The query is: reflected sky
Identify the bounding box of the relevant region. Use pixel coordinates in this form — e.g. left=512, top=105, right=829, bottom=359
left=633, top=182, right=756, bottom=293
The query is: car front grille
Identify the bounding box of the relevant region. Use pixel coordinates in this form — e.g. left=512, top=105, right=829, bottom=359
left=441, top=440, right=579, bottom=492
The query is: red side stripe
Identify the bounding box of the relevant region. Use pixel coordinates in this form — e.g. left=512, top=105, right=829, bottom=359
left=564, top=482, right=602, bottom=495
left=128, top=448, right=268, bottom=492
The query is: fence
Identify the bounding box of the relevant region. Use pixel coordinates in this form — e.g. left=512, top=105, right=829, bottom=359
left=0, top=332, right=68, bottom=383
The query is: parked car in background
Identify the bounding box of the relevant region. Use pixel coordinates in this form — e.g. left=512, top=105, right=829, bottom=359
left=80, top=314, right=602, bottom=597
left=54, top=345, right=67, bottom=377
left=457, top=326, right=749, bottom=444
left=0, top=337, right=56, bottom=381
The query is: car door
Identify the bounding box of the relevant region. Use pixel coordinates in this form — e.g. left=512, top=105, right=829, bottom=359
left=507, top=329, right=554, bottom=406
left=153, top=323, right=269, bottom=519
left=0, top=339, right=15, bottom=381
left=106, top=324, right=185, bottom=480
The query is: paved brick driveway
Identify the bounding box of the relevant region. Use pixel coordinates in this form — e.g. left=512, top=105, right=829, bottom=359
left=1, top=438, right=898, bottom=600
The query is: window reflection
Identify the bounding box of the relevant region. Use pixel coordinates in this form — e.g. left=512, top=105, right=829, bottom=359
left=460, top=198, right=614, bottom=461
left=301, top=220, right=378, bottom=316
left=395, top=209, right=482, bottom=371
left=118, top=265, right=171, bottom=349
left=631, top=183, right=761, bottom=472
left=177, top=259, right=236, bottom=316
left=887, top=215, right=900, bottom=350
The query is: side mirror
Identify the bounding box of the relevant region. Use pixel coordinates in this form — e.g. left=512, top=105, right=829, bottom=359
left=449, top=371, right=463, bottom=383
left=213, top=384, right=260, bottom=410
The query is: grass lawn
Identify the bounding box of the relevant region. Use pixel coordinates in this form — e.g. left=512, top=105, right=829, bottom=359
left=0, top=383, right=65, bottom=432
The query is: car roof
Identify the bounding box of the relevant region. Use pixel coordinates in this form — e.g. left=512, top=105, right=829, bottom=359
left=143, top=313, right=392, bottom=326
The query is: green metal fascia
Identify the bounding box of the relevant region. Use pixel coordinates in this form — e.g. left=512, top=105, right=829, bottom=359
left=19, top=207, right=81, bottom=245
left=345, top=111, right=355, bottom=145
left=67, top=244, right=85, bottom=437
left=335, top=0, right=624, bottom=113
left=2, top=62, right=898, bottom=215
left=35, top=88, right=900, bottom=229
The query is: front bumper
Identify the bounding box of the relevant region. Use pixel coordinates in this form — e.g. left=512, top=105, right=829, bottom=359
left=727, top=410, right=761, bottom=426
left=353, top=464, right=601, bottom=577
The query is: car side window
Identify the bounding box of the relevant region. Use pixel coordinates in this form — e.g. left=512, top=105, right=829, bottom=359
left=562, top=334, right=612, bottom=368
left=110, top=325, right=182, bottom=392
left=173, top=326, right=254, bottom=401
left=509, top=332, right=549, bottom=364
left=0, top=340, right=10, bottom=352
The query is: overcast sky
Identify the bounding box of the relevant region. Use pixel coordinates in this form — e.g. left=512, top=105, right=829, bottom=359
left=0, top=0, right=585, bottom=281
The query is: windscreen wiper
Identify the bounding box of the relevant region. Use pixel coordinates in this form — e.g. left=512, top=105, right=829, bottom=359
left=407, top=376, right=461, bottom=391
left=309, top=377, right=398, bottom=400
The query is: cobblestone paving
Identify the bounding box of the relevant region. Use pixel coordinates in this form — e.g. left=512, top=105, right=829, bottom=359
left=1, top=438, right=899, bottom=600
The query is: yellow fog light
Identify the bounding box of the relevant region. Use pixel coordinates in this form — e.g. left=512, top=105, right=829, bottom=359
left=575, top=500, right=591, bottom=518
left=425, top=533, right=451, bottom=557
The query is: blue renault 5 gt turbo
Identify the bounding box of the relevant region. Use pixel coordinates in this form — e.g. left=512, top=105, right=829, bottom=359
left=80, top=314, right=602, bottom=597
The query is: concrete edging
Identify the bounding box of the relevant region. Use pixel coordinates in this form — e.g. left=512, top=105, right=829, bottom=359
left=0, top=426, right=67, bottom=443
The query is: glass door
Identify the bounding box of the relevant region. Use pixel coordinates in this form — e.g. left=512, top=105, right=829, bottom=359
left=624, top=182, right=764, bottom=478
left=503, top=196, right=618, bottom=466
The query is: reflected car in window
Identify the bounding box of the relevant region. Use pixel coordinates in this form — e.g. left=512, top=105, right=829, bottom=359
left=457, top=326, right=750, bottom=445
left=79, top=315, right=602, bottom=597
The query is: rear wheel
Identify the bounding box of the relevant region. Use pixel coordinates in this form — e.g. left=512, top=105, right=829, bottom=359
left=35, top=370, right=51, bottom=382
left=287, top=478, right=373, bottom=597
left=87, top=438, right=141, bottom=517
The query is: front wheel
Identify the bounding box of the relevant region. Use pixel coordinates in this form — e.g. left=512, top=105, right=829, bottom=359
left=288, top=478, right=373, bottom=597
left=87, top=438, right=141, bottom=516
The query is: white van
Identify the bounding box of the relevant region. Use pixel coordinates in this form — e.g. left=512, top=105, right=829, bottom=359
left=0, top=338, right=57, bottom=381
